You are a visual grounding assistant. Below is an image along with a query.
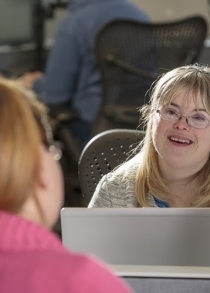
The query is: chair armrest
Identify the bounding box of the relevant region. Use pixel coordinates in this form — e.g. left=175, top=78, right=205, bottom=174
left=48, top=106, right=79, bottom=122
left=106, top=54, right=156, bottom=81
left=104, top=105, right=140, bottom=124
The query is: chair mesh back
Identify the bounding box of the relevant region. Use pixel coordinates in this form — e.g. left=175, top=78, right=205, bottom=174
left=95, top=16, right=207, bottom=132
left=79, top=129, right=145, bottom=204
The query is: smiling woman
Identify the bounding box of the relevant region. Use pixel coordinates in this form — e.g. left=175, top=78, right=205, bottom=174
left=88, top=64, right=210, bottom=208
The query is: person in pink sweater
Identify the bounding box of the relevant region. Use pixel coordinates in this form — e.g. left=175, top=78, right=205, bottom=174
left=0, top=77, right=133, bottom=293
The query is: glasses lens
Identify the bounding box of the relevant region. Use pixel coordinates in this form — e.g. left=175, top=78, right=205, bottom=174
left=188, top=116, right=208, bottom=129
left=159, top=107, right=178, bottom=121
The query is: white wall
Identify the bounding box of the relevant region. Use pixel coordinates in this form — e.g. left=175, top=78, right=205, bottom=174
left=45, top=8, right=68, bottom=45
left=45, top=0, right=210, bottom=41
left=131, top=0, right=209, bottom=23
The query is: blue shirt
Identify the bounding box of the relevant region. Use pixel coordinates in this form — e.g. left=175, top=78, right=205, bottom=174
left=154, top=197, right=169, bottom=208
left=33, top=0, right=150, bottom=123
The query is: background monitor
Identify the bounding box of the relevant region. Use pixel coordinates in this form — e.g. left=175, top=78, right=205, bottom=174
left=0, top=0, right=34, bottom=46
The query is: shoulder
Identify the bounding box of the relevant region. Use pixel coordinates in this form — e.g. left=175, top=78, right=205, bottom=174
left=114, top=153, right=142, bottom=177
left=101, top=153, right=142, bottom=187
left=27, top=250, right=131, bottom=293
left=88, top=154, right=141, bottom=207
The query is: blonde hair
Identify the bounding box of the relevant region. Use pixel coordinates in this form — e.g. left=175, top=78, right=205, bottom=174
left=136, top=64, right=210, bottom=207
left=0, top=77, right=49, bottom=214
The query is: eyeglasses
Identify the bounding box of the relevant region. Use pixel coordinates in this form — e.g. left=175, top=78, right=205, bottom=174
left=156, top=107, right=210, bottom=129
left=40, top=114, right=62, bottom=160
left=48, top=141, right=62, bottom=161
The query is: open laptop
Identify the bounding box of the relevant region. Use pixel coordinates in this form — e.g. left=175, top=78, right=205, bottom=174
left=60, top=208, right=210, bottom=268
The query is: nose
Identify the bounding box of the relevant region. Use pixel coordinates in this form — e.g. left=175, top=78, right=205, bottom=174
left=173, top=116, right=190, bottom=130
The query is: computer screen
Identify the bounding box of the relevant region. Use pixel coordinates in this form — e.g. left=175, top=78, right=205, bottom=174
left=0, top=0, right=34, bottom=46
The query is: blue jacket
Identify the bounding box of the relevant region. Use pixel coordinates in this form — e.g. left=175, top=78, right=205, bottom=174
left=34, top=0, right=149, bottom=124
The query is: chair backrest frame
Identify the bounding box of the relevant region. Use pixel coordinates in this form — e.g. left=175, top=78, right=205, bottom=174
left=78, top=129, right=145, bottom=204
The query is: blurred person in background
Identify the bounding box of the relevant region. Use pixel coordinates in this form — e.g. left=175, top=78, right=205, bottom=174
left=20, top=0, right=149, bottom=147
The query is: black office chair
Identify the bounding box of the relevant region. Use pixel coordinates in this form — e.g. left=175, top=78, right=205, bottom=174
left=94, top=16, right=207, bottom=134
left=49, top=106, right=86, bottom=207
left=78, top=129, right=145, bottom=204
left=49, top=106, right=82, bottom=163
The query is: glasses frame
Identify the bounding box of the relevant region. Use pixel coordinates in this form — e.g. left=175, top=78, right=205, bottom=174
left=156, top=108, right=210, bottom=129
left=40, top=114, right=62, bottom=161
left=48, top=141, right=62, bottom=161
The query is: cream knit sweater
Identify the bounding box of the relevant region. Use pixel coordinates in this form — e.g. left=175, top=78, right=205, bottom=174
left=88, top=154, right=158, bottom=208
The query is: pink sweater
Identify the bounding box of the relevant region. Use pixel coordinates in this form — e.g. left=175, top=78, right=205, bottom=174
left=0, top=211, right=133, bottom=293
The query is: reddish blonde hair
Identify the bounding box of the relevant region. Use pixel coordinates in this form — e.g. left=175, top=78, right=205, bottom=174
left=0, top=77, right=48, bottom=213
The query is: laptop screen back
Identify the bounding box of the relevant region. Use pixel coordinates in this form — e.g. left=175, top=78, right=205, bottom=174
left=61, top=208, right=210, bottom=267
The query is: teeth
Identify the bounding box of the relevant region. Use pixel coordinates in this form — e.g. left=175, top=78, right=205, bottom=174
left=170, top=136, right=191, bottom=144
